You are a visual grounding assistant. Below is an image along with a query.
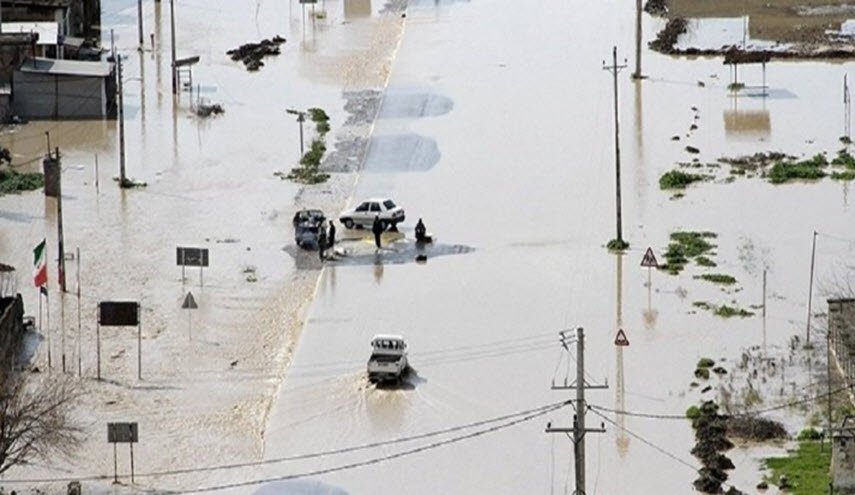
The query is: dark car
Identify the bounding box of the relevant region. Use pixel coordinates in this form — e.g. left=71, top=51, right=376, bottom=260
left=293, top=209, right=326, bottom=249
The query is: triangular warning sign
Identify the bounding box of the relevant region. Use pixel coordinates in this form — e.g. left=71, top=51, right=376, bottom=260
left=640, top=247, right=658, bottom=268
left=614, top=328, right=629, bottom=346
left=182, top=291, right=198, bottom=309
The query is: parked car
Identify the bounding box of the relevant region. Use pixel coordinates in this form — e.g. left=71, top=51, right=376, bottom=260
left=292, top=209, right=326, bottom=249
left=367, top=334, right=408, bottom=384
left=339, top=198, right=405, bottom=230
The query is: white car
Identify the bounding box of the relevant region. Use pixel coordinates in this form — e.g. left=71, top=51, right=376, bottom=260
left=367, top=334, right=408, bottom=384
left=339, top=198, right=405, bottom=230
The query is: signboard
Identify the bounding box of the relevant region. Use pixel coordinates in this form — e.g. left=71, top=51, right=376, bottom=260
left=176, top=247, right=209, bottom=267
left=98, top=301, right=140, bottom=327
left=182, top=291, right=198, bottom=309
left=640, top=247, right=658, bottom=268
left=107, top=422, right=138, bottom=443
left=174, top=56, right=200, bottom=68
left=299, top=0, right=318, bottom=3
left=614, top=329, right=630, bottom=347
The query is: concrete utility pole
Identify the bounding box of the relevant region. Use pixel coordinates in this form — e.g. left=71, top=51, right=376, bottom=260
left=170, top=0, right=177, bottom=94
left=54, top=148, right=67, bottom=293
left=603, top=47, right=627, bottom=247
left=806, top=230, right=817, bottom=345
left=632, top=0, right=643, bottom=79
left=137, top=0, right=144, bottom=49
left=547, top=328, right=607, bottom=494
left=117, top=53, right=127, bottom=186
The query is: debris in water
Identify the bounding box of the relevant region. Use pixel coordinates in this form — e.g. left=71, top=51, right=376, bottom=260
left=226, top=36, right=286, bottom=71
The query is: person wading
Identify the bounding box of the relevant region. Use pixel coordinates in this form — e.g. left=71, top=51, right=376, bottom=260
left=372, top=215, right=384, bottom=250
left=318, top=223, right=327, bottom=261
left=328, top=220, right=336, bottom=252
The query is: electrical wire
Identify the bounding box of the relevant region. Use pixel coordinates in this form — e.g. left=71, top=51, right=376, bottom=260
left=2, top=399, right=570, bottom=484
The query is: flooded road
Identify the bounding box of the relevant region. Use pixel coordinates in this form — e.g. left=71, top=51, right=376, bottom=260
left=260, top=0, right=855, bottom=494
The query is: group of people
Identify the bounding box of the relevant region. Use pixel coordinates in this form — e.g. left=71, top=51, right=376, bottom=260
left=317, top=216, right=428, bottom=261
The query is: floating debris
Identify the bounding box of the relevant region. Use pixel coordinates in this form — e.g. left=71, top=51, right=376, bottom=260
left=227, top=36, right=286, bottom=71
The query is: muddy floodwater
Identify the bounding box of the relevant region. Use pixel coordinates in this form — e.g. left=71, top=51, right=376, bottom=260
left=1, top=0, right=855, bottom=493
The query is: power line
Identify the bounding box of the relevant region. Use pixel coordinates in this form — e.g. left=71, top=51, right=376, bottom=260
left=2, top=400, right=571, bottom=484
left=175, top=405, right=560, bottom=494
left=589, top=382, right=855, bottom=421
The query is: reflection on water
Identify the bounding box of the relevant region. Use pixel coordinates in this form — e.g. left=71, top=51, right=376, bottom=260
left=344, top=0, right=372, bottom=19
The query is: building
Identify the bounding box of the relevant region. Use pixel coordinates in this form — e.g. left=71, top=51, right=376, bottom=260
left=2, top=22, right=59, bottom=57
left=0, top=263, right=25, bottom=367
left=832, top=416, right=855, bottom=494
left=12, top=56, right=116, bottom=119
left=0, top=0, right=100, bottom=39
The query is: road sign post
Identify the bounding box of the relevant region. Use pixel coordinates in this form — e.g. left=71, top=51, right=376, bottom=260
left=176, top=246, right=209, bottom=287
left=182, top=291, right=198, bottom=340
left=615, top=328, right=630, bottom=346
left=97, top=301, right=142, bottom=380
left=641, top=247, right=659, bottom=311
left=107, top=422, right=138, bottom=484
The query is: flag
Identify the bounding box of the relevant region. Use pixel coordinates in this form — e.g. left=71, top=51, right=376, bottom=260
left=33, top=238, right=47, bottom=288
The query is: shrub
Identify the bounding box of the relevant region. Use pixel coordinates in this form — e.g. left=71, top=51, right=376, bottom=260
left=659, top=170, right=708, bottom=190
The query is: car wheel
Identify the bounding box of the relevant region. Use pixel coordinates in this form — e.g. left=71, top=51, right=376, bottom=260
left=342, top=218, right=354, bottom=229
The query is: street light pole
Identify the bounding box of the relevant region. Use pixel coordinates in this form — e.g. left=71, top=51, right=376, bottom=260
left=286, top=109, right=307, bottom=156
left=170, top=0, right=177, bottom=95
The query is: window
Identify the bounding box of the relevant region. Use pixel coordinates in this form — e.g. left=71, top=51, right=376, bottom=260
left=356, top=202, right=369, bottom=212
left=370, top=203, right=381, bottom=212
left=383, top=200, right=396, bottom=210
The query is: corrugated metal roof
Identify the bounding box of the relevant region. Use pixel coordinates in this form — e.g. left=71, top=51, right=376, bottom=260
left=1, top=22, right=58, bottom=45
left=19, top=57, right=113, bottom=77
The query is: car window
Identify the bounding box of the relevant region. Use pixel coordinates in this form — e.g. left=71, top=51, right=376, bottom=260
left=355, top=202, right=369, bottom=212
left=383, top=200, right=396, bottom=209
left=370, top=203, right=381, bottom=212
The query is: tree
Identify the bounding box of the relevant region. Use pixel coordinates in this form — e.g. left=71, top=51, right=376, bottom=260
left=0, top=371, right=82, bottom=475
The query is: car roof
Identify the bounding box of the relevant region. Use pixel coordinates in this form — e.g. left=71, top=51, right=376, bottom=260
left=371, top=334, right=405, bottom=342
left=360, top=198, right=394, bottom=203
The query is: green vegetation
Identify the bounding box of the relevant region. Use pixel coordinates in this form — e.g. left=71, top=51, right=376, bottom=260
left=659, top=231, right=717, bottom=275
left=695, top=256, right=717, bottom=267
left=714, top=305, right=754, bottom=318
left=0, top=167, right=44, bottom=195
left=693, top=301, right=712, bottom=310
left=728, top=82, right=745, bottom=92
left=832, top=170, right=855, bottom=181
left=796, top=427, right=821, bottom=441
left=606, top=238, right=629, bottom=252
left=696, top=273, right=737, bottom=285
left=686, top=405, right=701, bottom=420
left=694, top=367, right=710, bottom=380
left=659, top=170, right=709, bottom=190
left=287, top=108, right=332, bottom=184
left=764, top=441, right=831, bottom=495
left=831, top=149, right=855, bottom=168
left=689, top=401, right=735, bottom=493
left=768, top=154, right=829, bottom=184
left=697, top=358, right=716, bottom=369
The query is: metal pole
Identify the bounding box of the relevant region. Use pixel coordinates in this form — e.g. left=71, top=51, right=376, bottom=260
left=95, top=153, right=99, bottom=193
left=299, top=114, right=305, bottom=155
left=113, top=443, right=118, bottom=484
left=46, top=254, right=51, bottom=371
left=762, top=268, right=767, bottom=355
left=632, top=0, right=642, bottom=79
left=96, top=322, right=101, bottom=380
left=576, top=327, right=586, bottom=494
left=807, top=231, right=817, bottom=345
left=118, top=54, right=127, bottom=186
left=188, top=308, right=191, bottom=340
left=170, top=0, right=177, bottom=94
left=56, top=148, right=66, bottom=292
left=137, top=314, right=142, bottom=380
left=130, top=442, right=135, bottom=484
left=61, top=290, right=66, bottom=373
left=603, top=47, right=626, bottom=246
left=76, top=247, right=81, bottom=376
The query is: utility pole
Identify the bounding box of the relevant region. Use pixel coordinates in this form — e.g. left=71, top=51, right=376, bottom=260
left=137, top=0, right=144, bottom=49
left=806, top=230, right=817, bottom=345
left=170, top=0, right=177, bottom=94
left=546, top=328, right=607, bottom=494
left=632, top=0, right=643, bottom=79
left=603, top=47, right=627, bottom=247
left=54, top=147, right=67, bottom=293
left=117, top=52, right=127, bottom=186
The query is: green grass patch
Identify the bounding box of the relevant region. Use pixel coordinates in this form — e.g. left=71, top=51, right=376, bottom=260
left=696, top=273, right=737, bottom=285
left=768, top=154, right=829, bottom=184
left=714, top=304, right=754, bottom=318
left=697, top=357, right=716, bottom=368
left=797, top=428, right=822, bottom=441
left=606, top=238, right=629, bottom=251
left=831, top=149, right=855, bottom=169
left=695, top=256, right=717, bottom=267
left=728, top=82, right=745, bottom=92
left=288, top=138, right=330, bottom=184
left=0, top=167, right=44, bottom=195
left=659, top=170, right=708, bottom=190
left=686, top=405, right=701, bottom=420
left=660, top=231, right=717, bottom=275
left=832, top=170, right=855, bottom=181
left=764, top=441, right=830, bottom=495
left=693, top=301, right=712, bottom=310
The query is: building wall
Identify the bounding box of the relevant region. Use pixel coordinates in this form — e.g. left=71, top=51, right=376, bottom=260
left=12, top=70, right=108, bottom=119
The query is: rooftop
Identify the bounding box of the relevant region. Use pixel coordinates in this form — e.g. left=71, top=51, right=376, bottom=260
left=2, top=22, right=58, bottom=45
left=19, top=57, right=113, bottom=77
